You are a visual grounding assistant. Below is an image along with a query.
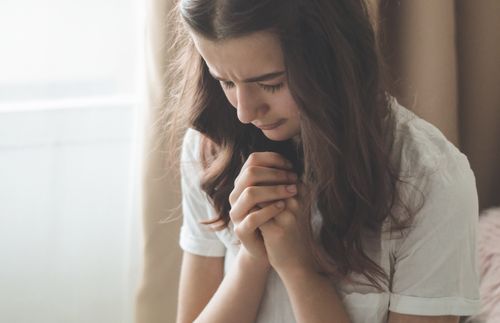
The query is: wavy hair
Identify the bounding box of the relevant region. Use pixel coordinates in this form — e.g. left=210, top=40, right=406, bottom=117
left=163, top=0, right=422, bottom=290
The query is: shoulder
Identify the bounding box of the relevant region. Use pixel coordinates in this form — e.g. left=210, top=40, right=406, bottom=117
left=386, top=96, right=479, bottom=238
left=180, top=128, right=205, bottom=192
left=386, top=97, right=478, bottom=245
left=181, top=127, right=202, bottom=163
left=388, top=97, right=473, bottom=190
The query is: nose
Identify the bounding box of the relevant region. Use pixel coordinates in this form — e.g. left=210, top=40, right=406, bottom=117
left=234, top=86, right=267, bottom=124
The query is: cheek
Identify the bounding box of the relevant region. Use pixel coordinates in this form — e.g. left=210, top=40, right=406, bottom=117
left=278, top=91, right=301, bottom=117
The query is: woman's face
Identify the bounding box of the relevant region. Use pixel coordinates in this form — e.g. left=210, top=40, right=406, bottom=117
left=191, top=31, right=301, bottom=142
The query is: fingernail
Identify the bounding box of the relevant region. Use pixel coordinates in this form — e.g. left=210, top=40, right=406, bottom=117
left=286, top=184, right=297, bottom=193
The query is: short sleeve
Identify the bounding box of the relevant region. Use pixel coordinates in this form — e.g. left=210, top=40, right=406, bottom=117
left=178, top=128, right=226, bottom=257
left=389, top=153, right=481, bottom=316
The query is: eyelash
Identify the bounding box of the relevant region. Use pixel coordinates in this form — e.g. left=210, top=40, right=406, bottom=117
left=220, top=81, right=284, bottom=94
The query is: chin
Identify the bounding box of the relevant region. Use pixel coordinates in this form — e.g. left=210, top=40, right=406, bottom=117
left=262, top=129, right=297, bottom=142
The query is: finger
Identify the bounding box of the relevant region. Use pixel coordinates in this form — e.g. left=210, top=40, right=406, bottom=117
left=229, top=184, right=297, bottom=223
left=240, top=152, right=293, bottom=177
left=231, top=166, right=297, bottom=205
left=238, top=200, right=285, bottom=235
left=259, top=218, right=279, bottom=235
left=254, top=196, right=300, bottom=218
left=256, top=201, right=274, bottom=209
left=273, top=209, right=296, bottom=227
left=241, top=165, right=298, bottom=186
left=259, top=210, right=295, bottom=236
left=284, top=197, right=300, bottom=213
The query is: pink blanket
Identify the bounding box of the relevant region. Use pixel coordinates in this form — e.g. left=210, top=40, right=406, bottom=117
left=471, top=207, right=500, bottom=322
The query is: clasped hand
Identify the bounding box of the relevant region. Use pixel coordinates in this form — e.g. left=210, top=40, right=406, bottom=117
left=228, top=152, right=315, bottom=275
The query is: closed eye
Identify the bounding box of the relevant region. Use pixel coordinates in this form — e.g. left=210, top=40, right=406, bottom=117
left=219, top=80, right=284, bottom=94
left=259, top=83, right=284, bottom=93
left=221, top=80, right=235, bottom=89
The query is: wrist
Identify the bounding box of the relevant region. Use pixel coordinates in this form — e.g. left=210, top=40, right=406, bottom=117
left=277, top=263, right=318, bottom=284
left=238, top=248, right=272, bottom=271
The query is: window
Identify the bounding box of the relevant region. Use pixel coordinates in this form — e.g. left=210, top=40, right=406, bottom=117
left=0, top=1, right=142, bottom=322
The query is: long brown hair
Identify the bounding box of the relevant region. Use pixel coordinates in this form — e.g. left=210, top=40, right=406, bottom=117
left=163, top=0, right=422, bottom=290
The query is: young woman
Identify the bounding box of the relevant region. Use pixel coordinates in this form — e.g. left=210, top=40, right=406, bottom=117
left=165, top=0, right=481, bottom=322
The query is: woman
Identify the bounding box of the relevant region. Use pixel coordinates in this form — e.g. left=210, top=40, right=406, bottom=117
left=164, top=0, right=481, bottom=322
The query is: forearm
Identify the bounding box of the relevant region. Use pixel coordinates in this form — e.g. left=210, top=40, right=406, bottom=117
left=280, top=268, right=351, bottom=323
left=194, top=248, right=270, bottom=323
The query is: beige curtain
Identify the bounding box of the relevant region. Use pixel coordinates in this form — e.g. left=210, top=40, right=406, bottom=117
left=378, top=0, right=500, bottom=211
left=135, top=0, right=181, bottom=322
left=135, top=1, right=500, bottom=322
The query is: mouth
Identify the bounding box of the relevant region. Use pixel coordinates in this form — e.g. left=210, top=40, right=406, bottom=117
left=256, top=119, right=285, bottom=130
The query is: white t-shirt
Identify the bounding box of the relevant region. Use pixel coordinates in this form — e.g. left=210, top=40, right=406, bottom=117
left=178, top=97, right=480, bottom=322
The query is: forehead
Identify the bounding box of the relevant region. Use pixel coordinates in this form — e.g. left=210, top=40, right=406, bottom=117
left=191, top=31, right=284, bottom=79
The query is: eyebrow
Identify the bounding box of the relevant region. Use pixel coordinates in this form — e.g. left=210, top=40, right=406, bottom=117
left=209, top=71, right=286, bottom=83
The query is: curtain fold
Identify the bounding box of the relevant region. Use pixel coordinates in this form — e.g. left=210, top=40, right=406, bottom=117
left=380, top=0, right=460, bottom=145
left=379, top=0, right=500, bottom=210
left=456, top=0, right=500, bottom=211
left=136, top=1, right=500, bottom=321
left=135, top=1, right=180, bottom=322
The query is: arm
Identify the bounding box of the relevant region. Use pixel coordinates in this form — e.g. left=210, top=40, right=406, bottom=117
left=279, top=267, right=351, bottom=323
left=256, top=194, right=351, bottom=322
left=193, top=248, right=271, bottom=323
left=191, top=192, right=295, bottom=323
left=176, top=252, right=224, bottom=323
left=177, top=142, right=296, bottom=322
left=190, top=152, right=297, bottom=322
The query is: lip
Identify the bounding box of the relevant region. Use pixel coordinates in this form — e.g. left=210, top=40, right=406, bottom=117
left=256, top=119, right=285, bottom=130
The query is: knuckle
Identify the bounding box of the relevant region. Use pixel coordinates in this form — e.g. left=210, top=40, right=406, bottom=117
left=229, top=208, right=241, bottom=222
left=287, top=197, right=299, bottom=209
left=247, top=153, right=258, bottom=165
left=245, top=214, right=257, bottom=228
left=240, top=188, right=249, bottom=200
left=244, top=186, right=256, bottom=199
left=247, top=165, right=258, bottom=177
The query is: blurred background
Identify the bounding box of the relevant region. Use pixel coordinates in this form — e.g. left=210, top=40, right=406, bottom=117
left=0, top=0, right=142, bottom=322
left=1, top=0, right=499, bottom=323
